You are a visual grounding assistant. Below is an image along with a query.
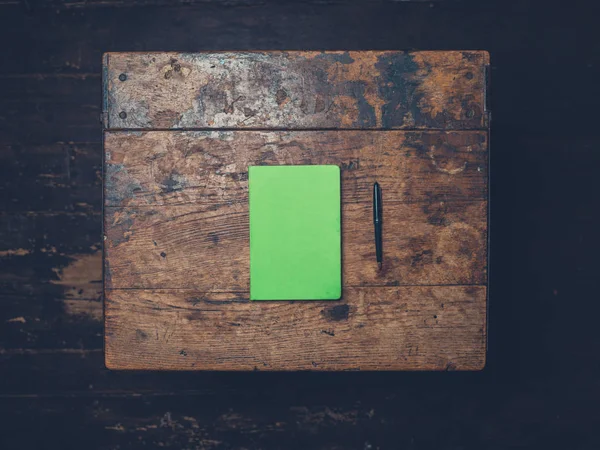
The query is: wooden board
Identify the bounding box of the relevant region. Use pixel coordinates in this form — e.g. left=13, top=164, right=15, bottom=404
left=103, top=51, right=489, bottom=130
left=104, top=130, right=488, bottom=291
left=104, top=130, right=488, bottom=207
left=105, top=287, right=486, bottom=371
left=103, top=51, right=489, bottom=371
left=105, top=201, right=487, bottom=290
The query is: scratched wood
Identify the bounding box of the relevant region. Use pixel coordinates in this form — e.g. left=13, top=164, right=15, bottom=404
left=105, top=201, right=486, bottom=290
left=103, top=51, right=489, bottom=130
left=103, top=51, right=489, bottom=371
left=105, top=286, right=486, bottom=371
left=104, top=130, right=488, bottom=207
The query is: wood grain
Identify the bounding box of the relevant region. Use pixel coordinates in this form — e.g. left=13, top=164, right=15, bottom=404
left=104, top=130, right=488, bottom=207
left=0, top=142, right=101, bottom=212
left=105, top=286, right=486, bottom=371
left=105, top=201, right=486, bottom=290
left=0, top=75, right=101, bottom=144
left=102, top=51, right=489, bottom=371
left=0, top=212, right=103, bottom=350
left=104, top=51, right=489, bottom=130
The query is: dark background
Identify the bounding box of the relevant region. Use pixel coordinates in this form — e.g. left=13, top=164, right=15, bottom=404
left=1, top=0, right=599, bottom=448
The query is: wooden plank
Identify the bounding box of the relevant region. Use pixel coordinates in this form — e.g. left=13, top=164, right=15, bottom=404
left=0, top=213, right=102, bottom=349
left=1, top=294, right=102, bottom=350
left=0, top=143, right=101, bottom=212
left=105, top=201, right=486, bottom=290
left=11, top=0, right=447, bottom=10
left=2, top=383, right=596, bottom=450
left=105, top=286, right=486, bottom=371
left=0, top=213, right=101, bottom=267
left=0, top=2, right=530, bottom=77
left=104, top=51, right=489, bottom=130
left=104, top=130, right=488, bottom=207
left=104, top=129, right=488, bottom=291
left=0, top=346, right=481, bottom=395
left=0, top=75, right=101, bottom=144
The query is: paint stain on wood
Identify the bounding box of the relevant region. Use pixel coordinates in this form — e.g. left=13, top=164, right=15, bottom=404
left=51, top=252, right=102, bottom=320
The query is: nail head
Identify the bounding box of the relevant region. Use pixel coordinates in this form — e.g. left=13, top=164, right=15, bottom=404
left=119, top=111, right=127, bottom=119
left=119, top=73, right=127, bottom=81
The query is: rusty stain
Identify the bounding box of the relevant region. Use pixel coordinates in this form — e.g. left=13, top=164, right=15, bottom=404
left=333, top=96, right=359, bottom=127
left=412, top=52, right=479, bottom=122
left=106, top=51, right=486, bottom=129
left=325, top=52, right=385, bottom=126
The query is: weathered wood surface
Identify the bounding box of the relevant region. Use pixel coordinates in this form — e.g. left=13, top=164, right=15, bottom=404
left=0, top=142, right=101, bottom=211
left=103, top=51, right=489, bottom=370
left=105, top=201, right=486, bottom=290
left=104, top=129, right=487, bottom=291
left=105, top=286, right=486, bottom=370
left=0, top=75, right=101, bottom=144
left=104, top=130, right=488, bottom=207
left=104, top=51, right=489, bottom=130
left=4, top=382, right=599, bottom=450
left=0, top=212, right=103, bottom=350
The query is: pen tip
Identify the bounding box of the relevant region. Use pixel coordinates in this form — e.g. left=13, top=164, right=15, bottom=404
left=377, top=261, right=382, bottom=271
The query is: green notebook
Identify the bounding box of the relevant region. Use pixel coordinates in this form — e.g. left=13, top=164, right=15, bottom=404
left=249, top=165, right=341, bottom=301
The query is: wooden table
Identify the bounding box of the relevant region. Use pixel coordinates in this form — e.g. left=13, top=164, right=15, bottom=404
left=103, top=51, right=490, bottom=371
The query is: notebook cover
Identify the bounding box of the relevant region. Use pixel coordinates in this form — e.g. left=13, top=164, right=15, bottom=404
left=249, top=165, right=341, bottom=301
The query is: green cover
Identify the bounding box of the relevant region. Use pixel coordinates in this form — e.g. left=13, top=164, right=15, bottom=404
left=249, top=165, right=341, bottom=301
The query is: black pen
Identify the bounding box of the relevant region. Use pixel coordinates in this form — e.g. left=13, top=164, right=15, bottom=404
left=373, top=182, right=383, bottom=270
